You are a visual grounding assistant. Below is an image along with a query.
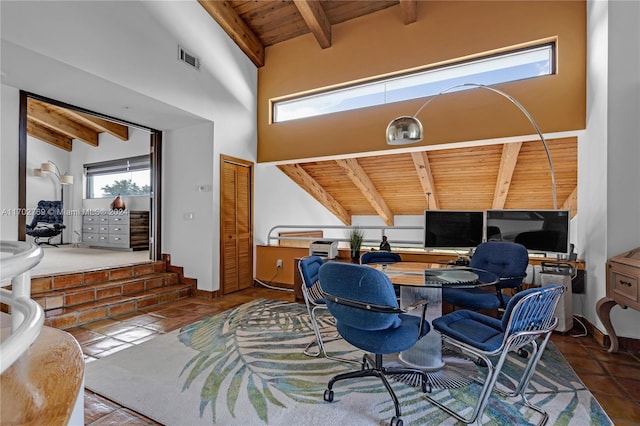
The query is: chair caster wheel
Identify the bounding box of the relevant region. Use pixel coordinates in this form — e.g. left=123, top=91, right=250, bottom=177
left=390, top=416, right=403, bottom=426
left=323, top=389, right=334, bottom=402
left=517, top=348, right=529, bottom=358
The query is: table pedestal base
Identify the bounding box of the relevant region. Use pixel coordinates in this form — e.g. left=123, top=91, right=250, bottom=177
left=386, top=348, right=476, bottom=389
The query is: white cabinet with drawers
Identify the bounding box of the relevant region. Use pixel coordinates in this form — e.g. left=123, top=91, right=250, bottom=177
left=82, top=210, right=148, bottom=250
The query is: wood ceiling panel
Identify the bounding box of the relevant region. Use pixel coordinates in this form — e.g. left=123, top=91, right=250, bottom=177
left=357, top=154, right=427, bottom=215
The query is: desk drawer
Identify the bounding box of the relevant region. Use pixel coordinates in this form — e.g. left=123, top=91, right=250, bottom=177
left=611, top=268, right=638, bottom=303
left=109, top=214, right=130, bottom=225
left=109, top=234, right=129, bottom=246
left=83, top=233, right=100, bottom=243
left=109, top=224, right=128, bottom=235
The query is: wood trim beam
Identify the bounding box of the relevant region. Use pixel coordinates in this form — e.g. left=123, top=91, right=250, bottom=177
left=335, top=158, right=394, bottom=226
left=293, top=0, right=331, bottom=48
left=278, top=164, right=351, bottom=225
left=27, top=120, right=73, bottom=152
left=198, top=0, right=265, bottom=67
left=66, top=110, right=129, bottom=141
left=562, top=186, right=578, bottom=218
left=398, top=0, right=418, bottom=24
left=27, top=99, right=98, bottom=147
left=411, top=151, right=439, bottom=210
left=492, top=142, right=522, bottom=209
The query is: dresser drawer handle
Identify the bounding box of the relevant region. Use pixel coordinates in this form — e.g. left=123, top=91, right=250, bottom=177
left=619, top=280, right=633, bottom=287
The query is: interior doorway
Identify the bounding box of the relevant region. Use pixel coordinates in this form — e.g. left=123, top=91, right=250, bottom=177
left=220, top=155, right=253, bottom=294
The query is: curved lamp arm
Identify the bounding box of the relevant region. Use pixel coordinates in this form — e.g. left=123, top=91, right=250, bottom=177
left=38, top=160, right=74, bottom=185
left=385, top=83, right=557, bottom=209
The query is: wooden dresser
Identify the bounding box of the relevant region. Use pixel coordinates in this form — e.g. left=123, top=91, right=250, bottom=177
left=82, top=210, right=149, bottom=251
left=596, top=247, right=640, bottom=353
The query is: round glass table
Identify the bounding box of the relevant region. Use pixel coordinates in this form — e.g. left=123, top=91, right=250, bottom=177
left=368, top=263, right=499, bottom=388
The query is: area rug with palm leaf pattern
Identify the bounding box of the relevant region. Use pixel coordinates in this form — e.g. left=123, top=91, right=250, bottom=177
left=85, top=298, right=612, bottom=425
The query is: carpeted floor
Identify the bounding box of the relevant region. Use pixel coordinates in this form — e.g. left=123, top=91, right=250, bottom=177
left=31, top=245, right=150, bottom=276
left=85, top=298, right=612, bottom=425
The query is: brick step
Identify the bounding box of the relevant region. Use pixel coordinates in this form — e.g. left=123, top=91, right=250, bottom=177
left=30, top=261, right=167, bottom=296
left=34, top=272, right=180, bottom=312
left=44, top=283, right=192, bottom=330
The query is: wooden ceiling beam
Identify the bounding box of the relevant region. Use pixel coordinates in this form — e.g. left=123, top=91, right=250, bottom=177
left=411, top=151, right=439, bottom=210
left=278, top=164, right=351, bottom=225
left=562, top=186, right=578, bottom=218
left=198, top=0, right=265, bottom=67
left=492, top=142, right=522, bottom=209
left=28, top=99, right=98, bottom=147
left=65, top=110, right=129, bottom=141
left=335, top=158, right=394, bottom=226
left=293, top=0, right=331, bottom=48
left=27, top=120, right=73, bottom=152
left=398, top=0, right=418, bottom=24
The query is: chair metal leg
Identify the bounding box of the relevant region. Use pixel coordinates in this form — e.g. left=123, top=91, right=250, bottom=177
left=304, top=305, right=360, bottom=364
left=425, top=336, right=551, bottom=426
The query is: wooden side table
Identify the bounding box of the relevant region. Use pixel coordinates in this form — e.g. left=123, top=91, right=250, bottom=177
left=596, top=247, right=640, bottom=353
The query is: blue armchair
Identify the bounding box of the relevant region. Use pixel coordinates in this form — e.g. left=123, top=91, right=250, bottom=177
left=318, top=262, right=431, bottom=426
left=360, top=251, right=401, bottom=265
left=25, top=200, right=65, bottom=246
left=443, top=241, right=529, bottom=313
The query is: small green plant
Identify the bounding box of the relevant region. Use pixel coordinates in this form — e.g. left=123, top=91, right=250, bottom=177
left=348, top=227, right=364, bottom=253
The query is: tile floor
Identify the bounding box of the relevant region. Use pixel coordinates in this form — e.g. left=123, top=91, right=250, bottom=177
left=70, top=287, right=640, bottom=425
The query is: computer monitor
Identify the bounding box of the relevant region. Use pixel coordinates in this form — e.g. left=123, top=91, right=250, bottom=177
left=423, top=210, right=484, bottom=251
left=485, top=209, right=570, bottom=255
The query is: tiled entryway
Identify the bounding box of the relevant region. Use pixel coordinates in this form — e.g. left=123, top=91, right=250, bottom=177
left=69, top=287, right=640, bottom=425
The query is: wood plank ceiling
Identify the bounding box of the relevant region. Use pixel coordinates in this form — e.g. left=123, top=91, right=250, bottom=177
left=198, top=0, right=578, bottom=225
left=27, top=98, right=129, bottom=151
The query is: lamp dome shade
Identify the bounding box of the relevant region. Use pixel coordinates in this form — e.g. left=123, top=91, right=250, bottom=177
left=386, top=116, right=423, bottom=145
left=60, top=174, right=74, bottom=185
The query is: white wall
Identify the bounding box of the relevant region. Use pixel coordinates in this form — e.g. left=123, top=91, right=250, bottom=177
left=1, top=1, right=257, bottom=291
left=603, top=0, right=640, bottom=337
left=0, top=85, right=20, bottom=241
left=163, top=122, right=215, bottom=291
left=253, top=164, right=344, bottom=247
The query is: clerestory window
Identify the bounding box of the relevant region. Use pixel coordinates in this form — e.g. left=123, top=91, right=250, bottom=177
left=273, top=43, right=555, bottom=123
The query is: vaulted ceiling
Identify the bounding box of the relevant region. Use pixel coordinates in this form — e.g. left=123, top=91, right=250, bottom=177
left=27, top=1, right=578, bottom=227
left=199, top=0, right=578, bottom=225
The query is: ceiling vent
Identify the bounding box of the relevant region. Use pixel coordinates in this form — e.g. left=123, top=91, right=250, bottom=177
left=178, top=46, right=200, bottom=70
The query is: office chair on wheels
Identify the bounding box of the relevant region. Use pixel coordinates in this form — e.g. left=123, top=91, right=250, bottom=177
left=318, top=262, right=432, bottom=426
left=426, top=284, right=565, bottom=425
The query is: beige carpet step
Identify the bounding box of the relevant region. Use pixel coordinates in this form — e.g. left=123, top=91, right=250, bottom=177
left=43, top=283, right=192, bottom=330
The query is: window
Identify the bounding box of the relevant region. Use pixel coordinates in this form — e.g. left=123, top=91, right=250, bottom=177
left=85, top=155, right=151, bottom=199
left=273, top=43, right=555, bottom=123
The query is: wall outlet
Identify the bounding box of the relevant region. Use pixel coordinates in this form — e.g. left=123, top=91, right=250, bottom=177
left=276, top=259, right=283, bottom=269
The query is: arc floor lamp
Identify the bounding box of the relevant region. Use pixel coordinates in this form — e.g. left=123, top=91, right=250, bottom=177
left=385, top=83, right=557, bottom=209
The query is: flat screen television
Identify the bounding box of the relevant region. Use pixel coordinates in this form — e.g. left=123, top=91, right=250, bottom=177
left=424, top=210, right=484, bottom=251
left=485, top=209, right=571, bottom=255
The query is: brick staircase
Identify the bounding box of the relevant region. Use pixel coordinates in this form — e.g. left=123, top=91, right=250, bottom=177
left=31, top=259, right=194, bottom=329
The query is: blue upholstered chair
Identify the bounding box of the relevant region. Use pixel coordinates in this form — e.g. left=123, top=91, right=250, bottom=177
left=298, top=256, right=355, bottom=363
left=360, top=251, right=402, bottom=298
left=443, top=241, right=529, bottom=313
left=318, top=262, right=432, bottom=426
left=360, top=250, right=401, bottom=265
left=25, top=200, right=65, bottom=246
left=426, top=284, right=565, bottom=425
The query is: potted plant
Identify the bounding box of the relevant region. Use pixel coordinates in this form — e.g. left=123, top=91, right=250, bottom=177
left=348, top=227, right=364, bottom=262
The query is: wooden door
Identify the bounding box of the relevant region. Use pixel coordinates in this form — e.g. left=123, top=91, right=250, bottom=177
left=220, top=155, right=253, bottom=294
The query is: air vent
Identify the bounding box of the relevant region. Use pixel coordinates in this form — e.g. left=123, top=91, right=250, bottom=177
left=178, top=45, right=200, bottom=70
